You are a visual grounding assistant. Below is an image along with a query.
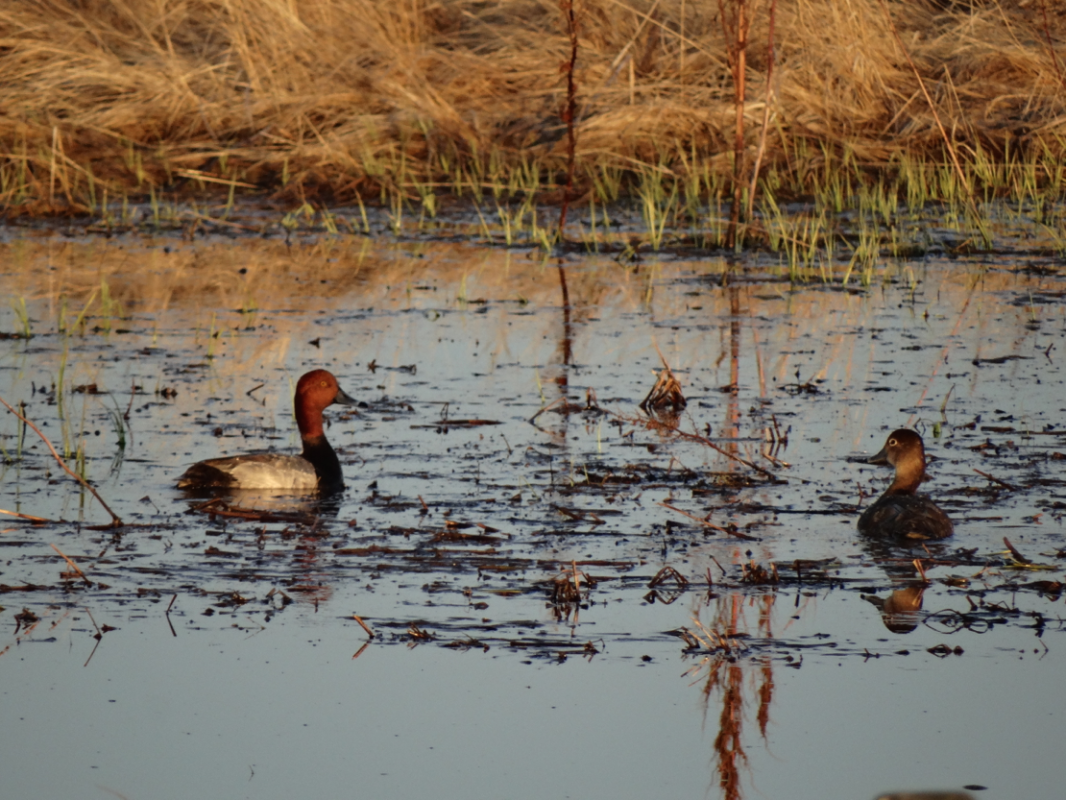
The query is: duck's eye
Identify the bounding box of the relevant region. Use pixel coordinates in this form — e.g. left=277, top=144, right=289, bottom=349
left=888, top=438, right=898, bottom=446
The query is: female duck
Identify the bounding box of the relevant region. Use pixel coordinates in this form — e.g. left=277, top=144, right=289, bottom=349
left=177, top=369, right=356, bottom=493
left=858, top=429, right=953, bottom=540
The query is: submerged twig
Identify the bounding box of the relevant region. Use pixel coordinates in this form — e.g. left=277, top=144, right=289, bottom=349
left=649, top=565, right=689, bottom=589
left=121, top=380, right=134, bottom=421
left=165, top=594, right=177, bottom=637
left=659, top=501, right=758, bottom=541
left=0, top=508, right=57, bottom=524
left=620, top=412, right=778, bottom=479
left=51, top=543, right=91, bottom=584
left=0, top=392, right=123, bottom=527
left=974, top=468, right=1019, bottom=491
left=352, top=614, right=376, bottom=639
left=1003, top=537, right=1030, bottom=565
left=529, top=395, right=568, bottom=424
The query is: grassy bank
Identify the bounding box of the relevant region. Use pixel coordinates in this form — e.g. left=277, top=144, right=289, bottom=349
left=2, top=0, right=1066, bottom=221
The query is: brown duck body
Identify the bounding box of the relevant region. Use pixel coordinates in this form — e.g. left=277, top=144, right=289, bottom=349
left=858, top=492, right=953, bottom=540
left=858, top=429, right=953, bottom=541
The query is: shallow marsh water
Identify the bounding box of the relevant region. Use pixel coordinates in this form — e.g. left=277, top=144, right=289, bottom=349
left=1, top=222, right=1066, bottom=799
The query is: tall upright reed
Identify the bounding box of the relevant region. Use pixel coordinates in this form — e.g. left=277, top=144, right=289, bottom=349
left=557, top=0, right=580, bottom=241
left=718, top=0, right=753, bottom=248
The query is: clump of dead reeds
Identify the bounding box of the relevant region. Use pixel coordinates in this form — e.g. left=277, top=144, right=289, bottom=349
left=3, top=0, right=1066, bottom=217
left=640, top=362, right=687, bottom=414
left=549, top=561, right=593, bottom=606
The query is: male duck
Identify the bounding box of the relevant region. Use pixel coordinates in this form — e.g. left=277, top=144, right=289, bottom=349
left=858, top=429, right=953, bottom=540
left=177, top=369, right=356, bottom=493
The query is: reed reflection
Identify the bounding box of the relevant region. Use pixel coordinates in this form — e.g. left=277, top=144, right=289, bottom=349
left=683, top=591, right=779, bottom=800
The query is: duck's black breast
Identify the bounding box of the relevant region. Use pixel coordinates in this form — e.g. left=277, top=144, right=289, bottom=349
left=301, top=435, right=345, bottom=493
left=858, top=493, right=953, bottom=540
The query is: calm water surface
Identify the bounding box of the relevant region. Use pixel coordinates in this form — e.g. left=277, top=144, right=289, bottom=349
left=1, top=227, right=1064, bottom=799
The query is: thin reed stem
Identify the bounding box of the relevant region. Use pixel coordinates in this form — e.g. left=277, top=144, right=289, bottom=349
left=746, top=0, right=776, bottom=223
left=0, top=393, right=124, bottom=527
left=557, top=0, right=580, bottom=240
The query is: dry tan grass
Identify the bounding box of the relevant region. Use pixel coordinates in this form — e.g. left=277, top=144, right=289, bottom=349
left=2, top=0, right=1066, bottom=211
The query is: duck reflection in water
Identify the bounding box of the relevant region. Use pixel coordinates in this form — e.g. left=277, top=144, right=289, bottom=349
left=862, top=583, right=928, bottom=634
left=858, top=429, right=953, bottom=541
